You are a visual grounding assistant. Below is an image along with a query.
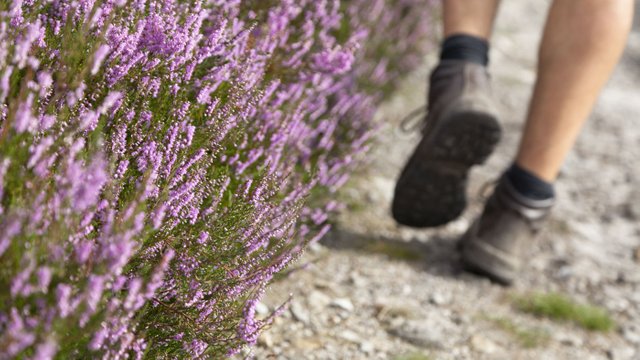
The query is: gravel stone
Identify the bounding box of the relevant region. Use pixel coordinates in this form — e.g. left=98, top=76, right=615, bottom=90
left=607, top=347, right=637, bottom=360
left=255, top=302, right=269, bottom=316
left=337, top=329, right=361, bottom=343
left=330, top=298, right=355, bottom=312
left=557, top=332, right=584, bottom=347
left=290, top=301, right=311, bottom=325
left=470, top=335, right=501, bottom=354
left=359, top=341, right=374, bottom=354
left=429, top=292, right=451, bottom=306
left=388, top=314, right=459, bottom=349
left=622, top=324, right=640, bottom=345
left=307, top=290, right=331, bottom=310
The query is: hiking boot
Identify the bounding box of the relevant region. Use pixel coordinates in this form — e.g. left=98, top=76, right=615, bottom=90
left=459, top=176, right=555, bottom=285
left=392, top=60, right=501, bottom=227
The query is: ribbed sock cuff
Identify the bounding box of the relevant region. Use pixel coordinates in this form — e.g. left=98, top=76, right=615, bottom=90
left=505, top=163, right=555, bottom=201
left=440, top=34, right=490, bottom=66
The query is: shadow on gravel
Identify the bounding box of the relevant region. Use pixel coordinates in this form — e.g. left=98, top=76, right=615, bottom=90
left=321, top=228, right=469, bottom=279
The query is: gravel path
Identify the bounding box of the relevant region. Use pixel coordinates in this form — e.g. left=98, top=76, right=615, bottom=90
left=251, top=2, right=640, bottom=359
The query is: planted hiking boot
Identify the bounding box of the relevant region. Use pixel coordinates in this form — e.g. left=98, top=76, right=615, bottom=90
left=392, top=60, right=501, bottom=228
left=459, top=176, right=555, bottom=285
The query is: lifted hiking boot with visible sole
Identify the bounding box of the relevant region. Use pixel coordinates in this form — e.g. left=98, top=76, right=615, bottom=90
left=459, top=176, right=554, bottom=285
left=392, top=60, right=501, bottom=228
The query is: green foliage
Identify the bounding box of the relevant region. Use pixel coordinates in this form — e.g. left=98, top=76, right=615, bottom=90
left=513, top=292, right=615, bottom=332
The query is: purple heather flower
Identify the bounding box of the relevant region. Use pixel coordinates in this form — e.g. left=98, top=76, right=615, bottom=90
left=36, top=267, right=52, bottom=292
left=187, top=339, right=207, bottom=357
left=106, top=236, right=137, bottom=274
left=114, top=159, right=129, bottom=179
left=66, top=82, right=87, bottom=107
left=67, top=156, right=108, bottom=211
left=56, top=284, right=74, bottom=318
left=5, top=308, right=36, bottom=356
left=14, top=93, right=36, bottom=133
left=14, top=19, right=44, bottom=68
left=197, top=231, right=209, bottom=245
left=0, top=0, right=434, bottom=356
left=98, top=91, right=123, bottom=114
left=124, top=277, right=143, bottom=311
left=0, top=158, right=11, bottom=216
left=38, top=114, right=56, bottom=131
left=89, top=325, right=108, bottom=351
left=145, top=248, right=174, bottom=297
left=74, top=240, right=93, bottom=264
left=0, top=66, right=13, bottom=102
left=86, top=275, right=105, bottom=312
left=36, top=71, right=53, bottom=97
left=32, top=339, right=57, bottom=360
left=10, top=260, right=34, bottom=297
left=112, top=275, right=127, bottom=292
left=91, top=44, right=111, bottom=75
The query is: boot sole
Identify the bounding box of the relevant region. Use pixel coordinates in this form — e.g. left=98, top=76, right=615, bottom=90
left=459, top=237, right=516, bottom=286
left=392, top=110, right=501, bottom=228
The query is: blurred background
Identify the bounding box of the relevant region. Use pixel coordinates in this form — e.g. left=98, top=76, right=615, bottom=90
left=253, top=1, right=640, bottom=359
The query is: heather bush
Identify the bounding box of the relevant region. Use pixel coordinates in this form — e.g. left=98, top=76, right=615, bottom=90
left=0, top=0, right=434, bottom=358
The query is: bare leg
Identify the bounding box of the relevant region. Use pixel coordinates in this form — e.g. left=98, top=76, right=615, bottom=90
left=516, top=0, right=633, bottom=182
left=443, top=0, right=501, bottom=39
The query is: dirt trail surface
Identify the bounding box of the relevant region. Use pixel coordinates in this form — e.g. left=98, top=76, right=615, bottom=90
left=251, top=2, right=640, bottom=359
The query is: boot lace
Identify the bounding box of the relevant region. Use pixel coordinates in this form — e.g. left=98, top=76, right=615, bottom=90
left=477, top=178, right=499, bottom=202
left=398, top=104, right=428, bottom=133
